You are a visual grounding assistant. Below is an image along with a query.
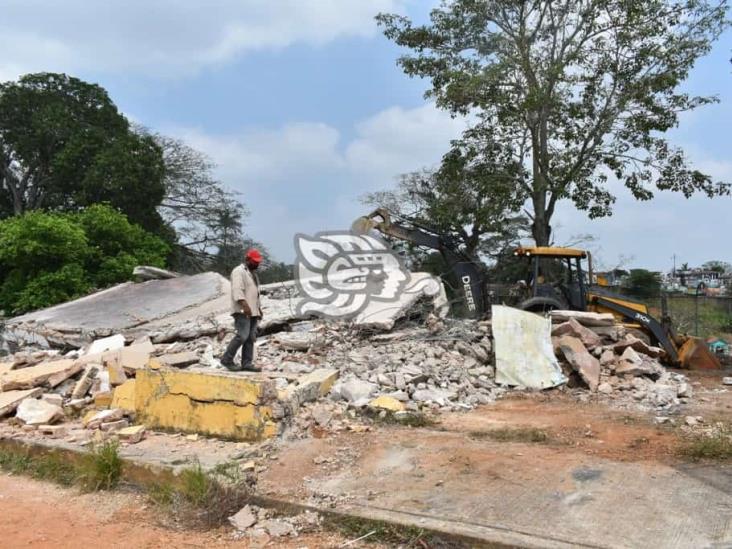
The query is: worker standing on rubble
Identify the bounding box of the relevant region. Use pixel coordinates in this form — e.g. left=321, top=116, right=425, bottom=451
left=220, top=249, right=264, bottom=372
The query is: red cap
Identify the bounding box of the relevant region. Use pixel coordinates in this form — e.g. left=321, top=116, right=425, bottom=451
left=246, top=248, right=263, bottom=264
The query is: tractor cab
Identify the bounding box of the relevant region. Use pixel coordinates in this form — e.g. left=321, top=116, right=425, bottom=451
left=513, top=247, right=592, bottom=312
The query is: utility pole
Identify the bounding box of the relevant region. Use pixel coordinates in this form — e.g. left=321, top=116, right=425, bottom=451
left=672, top=253, right=676, bottom=278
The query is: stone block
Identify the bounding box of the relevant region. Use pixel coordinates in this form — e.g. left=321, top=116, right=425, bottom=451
left=111, top=379, right=136, bottom=413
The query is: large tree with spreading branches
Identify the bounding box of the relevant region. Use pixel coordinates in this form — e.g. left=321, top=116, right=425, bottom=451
left=378, top=0, right=730, bottom=245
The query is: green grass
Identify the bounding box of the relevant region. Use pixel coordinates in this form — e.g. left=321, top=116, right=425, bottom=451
left=0, top=449, right=77, bottom=486
left=78, top=441, right=123, bottom=491
left=323, top=515, right=465, bottom=548
left=367, top=410, right=437, bottom=428
left=680, top=424, right=732, bottom=461
left=152, top=460, right=251, bottom=529
left=469, top=427, right=550, bottom=443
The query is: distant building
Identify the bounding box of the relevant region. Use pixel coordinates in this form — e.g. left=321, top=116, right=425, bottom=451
left=707, top=337, right=730, bottom=356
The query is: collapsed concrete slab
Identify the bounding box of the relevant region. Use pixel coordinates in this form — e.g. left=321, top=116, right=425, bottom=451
left=492, top=305, right=567, bottom=389
left=0, top=359, right=83, bottom=391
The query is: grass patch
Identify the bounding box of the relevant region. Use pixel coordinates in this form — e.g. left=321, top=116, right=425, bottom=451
left=469, top=427, right=550, bottom=443
left=367, top=410, right=437, bottom=428
left=680, top=424, right=732, bottom=461
left=323, top=515, right=464, bottom=548
left=0, top=448, right=77, bottom=486
left=152, top=460, right=251, bottom=529
left=78, top=441, right=123, bottom=491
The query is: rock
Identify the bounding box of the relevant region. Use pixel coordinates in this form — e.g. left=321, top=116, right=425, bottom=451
left=1, top=359, right=84, bottom=391
left=556, top=336, right=600, bottom=392
left=87, top=334, right=125, bottom=356
left=597, top=382, right=613, bottom=394
left=40, top=393, right=63, bottom=407
left=117, top=425, right=146, bottom=443
left=229, top=505, right=258, bottom=530
left=100, top=418, right=129, bottom=432
left=84, top=408, right=124, bottom=429
left=72, top=364, right=100, bottom=399
left=311, top=405, right=333, bottom=427
left=599, top=349, right=616, bottom=368
left=158, top=351, right=199, bottom=368
left=38, top=424, right=67, bottom=437
left=552, top=318, right=602, bottom=349
left=550, top=310, right=615, bottom=327
left=412, top=388, right=456, bottom=405
left=339, top=379, right=377, bottom=403
left=0, top=388, right=43, bottom=416
left=16, top=398, right=63, bottom=425
left=723, top=377, right=732, bottom=386
left=259, top=518, right=296, bottom=537
left=369, top=395, right=406, bottom=412
left=613, top=335, right=663, bottom=358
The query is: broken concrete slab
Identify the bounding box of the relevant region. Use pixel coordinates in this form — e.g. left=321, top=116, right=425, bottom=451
left=87, top=334, right=125, bottom=355
left=133, top=265, right=179, bottom=281
left=3, top=272, right=231, bottom=349
left=338, top=378, right=377, bottom=403
left=103, top=343, right=154, bottom=373
left=0, top=360, right=15, bottom=375
left=0, top=388, right=43, bottom=416
left=369, top=395, right=406, bottom=412
left=16, top=398, right=63, bottom=425
left=552, top=318, right=602, bottom=350
left=230, top=505, right=258, bottom=531
left=0, top=359, right=83, bottom=391
left=492, top=306, right=567, bottom=390
left=134, top=368, right=279, bottom=441
left=557, top=336, right=601, bottom=392
left=157, top=351, right=198, bottom=368
left=550, top=310, right=615, bottom=327
left=84, top=408, right=124, bottom=429
left=40, top=394, right=64, bottom=407
left=613, top=335, right=663, bottom=359
left=111, top=379, right=136, bottom=413
left=71, top=364, right=99, bottom=399
left=117, top=424, right=146, bottom=443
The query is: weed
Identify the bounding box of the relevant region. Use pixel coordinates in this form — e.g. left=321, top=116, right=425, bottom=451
left=680, top=425, right=732, bottom=461
left=368, top=410, right=437, bottom=428
left=0, top=449, right=77, bottom=486
left=156, top=460, right=250, bottom=529
left=324, top=515, right=464, bottom=548
left=469, top=427, right=550, bottom=443
left=79, top=440, right=123, bottom=491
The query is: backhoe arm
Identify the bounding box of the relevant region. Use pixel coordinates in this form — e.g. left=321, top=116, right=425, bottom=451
left=352, top=209, right=487, bottom=317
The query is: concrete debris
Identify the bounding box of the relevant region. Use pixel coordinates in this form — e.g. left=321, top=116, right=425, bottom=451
left=87, top=334, right=125, bottom=356
left=552, top=318, right=602, bottom=350
left=550, top=310, right=615, bottom=327
left=157, top=351, right=198, bottom=368
left=0, top=388, right=43, bottom=416
left=74, top=364, right=101, bottom=399
left=369, top=395, right=406, bottom=412
left=117, top=424, right=146, bottom=443
left=557, top=336, right=601, bottom=392
left=336, top=378, right=377, bottom=404
left=723, top=377, right=732, bottom=386
left=229, top=505, right=258, bottom=530
left=16, top=398, right=63, bottom=425
left=40, top=393, right=64, bottom=407
left=0, top=359, right=83, bottom=391
left=132, top=265, right=179, bottom=281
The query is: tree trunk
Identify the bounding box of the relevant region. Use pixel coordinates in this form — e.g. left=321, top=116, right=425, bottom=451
left=531, top=194, right=551, bottom=246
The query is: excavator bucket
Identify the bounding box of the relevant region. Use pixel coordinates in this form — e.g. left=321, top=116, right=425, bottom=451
left=677, top=336, right=722, bottom=370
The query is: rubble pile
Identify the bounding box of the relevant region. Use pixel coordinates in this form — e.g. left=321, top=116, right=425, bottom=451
left=550, top=313, right=692, bottom=411
left=229, top=504, right=320, bottom=541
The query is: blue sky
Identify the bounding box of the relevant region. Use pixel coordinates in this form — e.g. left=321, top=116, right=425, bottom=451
left=2, top=0, right=730, bottom=273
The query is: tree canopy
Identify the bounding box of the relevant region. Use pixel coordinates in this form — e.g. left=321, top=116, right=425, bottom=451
left=378, top=0, right=730, bottom=245
left=0, top=205, right=168, bottom=313
left=0, top=73, right=166, bottom=234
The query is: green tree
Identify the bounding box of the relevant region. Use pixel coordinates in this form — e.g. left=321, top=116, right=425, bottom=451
left=0, top=73, right=166, bottom=233
left=0, top=205, right=168, bottom=314
left=702, top=260, right=731, bottom=274
left=623, top=269, right=662, bottom=299
left=378, top=1, right=730, bottom=246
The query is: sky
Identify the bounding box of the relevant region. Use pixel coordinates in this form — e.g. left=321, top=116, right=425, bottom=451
left=1, top=0, right=731, bottom=273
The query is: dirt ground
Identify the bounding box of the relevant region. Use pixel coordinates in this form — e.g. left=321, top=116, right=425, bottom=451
left=0, top=474, right=364, bottom=549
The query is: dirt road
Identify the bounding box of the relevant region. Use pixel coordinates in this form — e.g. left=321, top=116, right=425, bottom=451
left=0, top=474, right=352, bottom=548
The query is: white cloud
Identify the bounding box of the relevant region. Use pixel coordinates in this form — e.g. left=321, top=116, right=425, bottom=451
left=162, top=103, right=465, bottom=260
left=0, top=0, right=405, bottom=79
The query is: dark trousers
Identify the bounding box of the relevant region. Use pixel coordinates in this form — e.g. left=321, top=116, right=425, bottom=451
left=222, top=314, right=258, bottom=369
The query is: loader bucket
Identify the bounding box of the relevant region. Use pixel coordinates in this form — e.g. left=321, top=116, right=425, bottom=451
left=677, top=337, right=722, bottom=370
